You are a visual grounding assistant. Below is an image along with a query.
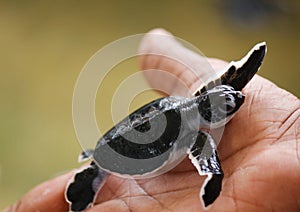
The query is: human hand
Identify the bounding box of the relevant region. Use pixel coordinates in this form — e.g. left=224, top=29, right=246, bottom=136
left=4, top=29, right=300, bottom=212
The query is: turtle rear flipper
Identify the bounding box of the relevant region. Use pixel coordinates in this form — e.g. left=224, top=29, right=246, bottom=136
left=187, top=131, right=224, bottom=209
left=66, top=161, right=108, bottom=211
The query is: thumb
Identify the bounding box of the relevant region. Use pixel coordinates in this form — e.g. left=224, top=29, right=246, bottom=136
left=138, top=28, right=228, bottom=96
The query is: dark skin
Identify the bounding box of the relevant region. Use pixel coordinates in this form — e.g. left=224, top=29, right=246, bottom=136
left=4, top=29, right=300, bottom=212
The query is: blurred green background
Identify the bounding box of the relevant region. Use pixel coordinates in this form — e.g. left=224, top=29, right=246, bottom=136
left=0, top=0, right=299, bottom=209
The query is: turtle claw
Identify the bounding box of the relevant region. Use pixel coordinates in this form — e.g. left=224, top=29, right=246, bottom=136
left=187, top=131, right=223, bottom=209
left=66, top=161, right=108, bottom=212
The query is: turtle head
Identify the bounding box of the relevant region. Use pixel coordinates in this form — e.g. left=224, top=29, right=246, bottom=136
left=197, top=85, right=245, bottom=128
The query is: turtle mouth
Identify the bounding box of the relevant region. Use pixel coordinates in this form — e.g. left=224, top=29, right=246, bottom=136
left=227, top=91, right=245, bottom=115
left=235, top=91, right=245, bottom=105
left=237, top=92, right=244, bottom=99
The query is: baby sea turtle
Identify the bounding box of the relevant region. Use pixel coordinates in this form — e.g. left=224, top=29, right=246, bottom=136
left=66, top=42, right=266, bottom=211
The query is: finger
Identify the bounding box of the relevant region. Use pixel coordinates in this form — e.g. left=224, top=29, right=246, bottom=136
left=3, top=172, right=73, bottom=212
left=138, top=28, right=228, bottom=96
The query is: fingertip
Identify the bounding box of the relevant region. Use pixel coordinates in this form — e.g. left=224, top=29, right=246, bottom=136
left=138, top=28, right=177, bottom=55
left=146, top=28, right=173, bottom=36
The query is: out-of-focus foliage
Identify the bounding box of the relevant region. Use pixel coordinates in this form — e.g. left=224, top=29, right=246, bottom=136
left=0, top=0, right=299, bottom=209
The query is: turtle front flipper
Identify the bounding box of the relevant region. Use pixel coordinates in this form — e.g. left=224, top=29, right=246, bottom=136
left=66, top=161, right=108, bottom=211
left=221, top=42, right=266, bottom=91
left=187, top=131, right=224, bottom=209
